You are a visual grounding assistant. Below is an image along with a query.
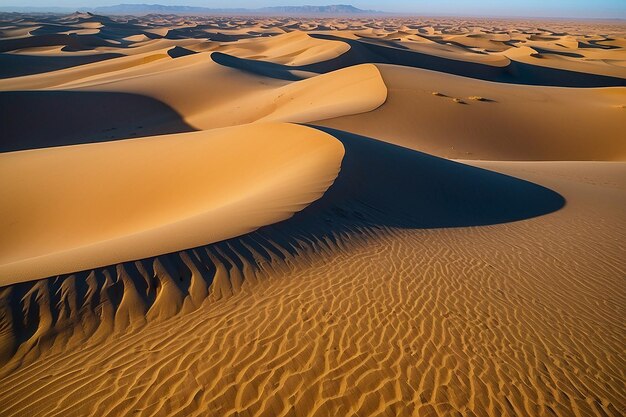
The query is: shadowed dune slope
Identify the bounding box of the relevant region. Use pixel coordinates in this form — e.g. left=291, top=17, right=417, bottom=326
left=0, top=33, right=114, bottom=53
left=0, top=52, right=123, bottom=79
left=211, top=51, right=304, bottom=81
left=0, top=90, right=194, bottom=152
left=303, top=34, right=626, bottom=87
left=0, top=123, right=344, bottom=284
left=216, top=30, right=350, bottom=66
left=0, top=63, right=387, bottom=152
left=167, top=45, right=196, bottom=58
left=0, top=127, right=564, bottom=365
left=304, top=126, right=566, bottom=227
left=63, top=59, right=388, bottom=132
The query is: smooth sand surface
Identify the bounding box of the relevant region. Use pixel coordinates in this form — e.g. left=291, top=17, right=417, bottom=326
left=0, top=12, right=624, bottom=417
left=0, top=123, right=344, bottom=284
left=320, top=64, right=626, bottom=160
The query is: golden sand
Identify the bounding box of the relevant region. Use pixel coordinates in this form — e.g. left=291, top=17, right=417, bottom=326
left=0, top=12, right=624, bottom=417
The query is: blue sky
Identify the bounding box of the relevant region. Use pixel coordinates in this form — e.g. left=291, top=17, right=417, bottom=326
left=2, top=1, right=625, bottom=18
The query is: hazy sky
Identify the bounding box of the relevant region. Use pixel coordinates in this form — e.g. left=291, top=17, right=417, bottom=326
left=3, top=0, right=626, bottom=18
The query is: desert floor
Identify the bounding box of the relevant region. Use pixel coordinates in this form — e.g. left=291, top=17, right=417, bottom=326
left=0, top=12, right=625, bottom=417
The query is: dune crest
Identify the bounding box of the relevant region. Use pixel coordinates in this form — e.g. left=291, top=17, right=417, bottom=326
left=0, top=125, right=568, bottom=367
left=191, top=61, right=388, bottom=128
left=218, top=30, right=351, bottom=66
left=0, top=61, right=387, bottom=152
left=319, top=64, right=626, bottom=161
left=0, top=123, right=344, bottom=284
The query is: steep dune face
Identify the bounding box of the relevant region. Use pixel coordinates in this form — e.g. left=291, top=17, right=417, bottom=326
left=184, top=61, right=387, bottom=129
left=0, top=123, right=345, bottom=284
left=0, top=127, right=566, bottom=369
left=0, top=59, right=387, bottom=150
left=0, top=90, right=195, bottom=152
left=217, top=30, right=350, bottom=65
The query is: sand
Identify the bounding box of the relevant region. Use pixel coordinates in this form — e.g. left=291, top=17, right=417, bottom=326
left=0, top=123, right=345, bottom=283
left=0, top=12, right=625, bottom=417
left=319, top=64, right=626, bottom=160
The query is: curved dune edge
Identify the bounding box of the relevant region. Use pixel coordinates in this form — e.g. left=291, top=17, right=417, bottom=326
left=0, top=126, right=567, bottom=366
left=218, top=30, right=351, bottom=66
left=66, top=60, right=388, bottom=133
left=317, top=64, right=626, bottom=161
left=0, top=123, right=345, bottom=285
left=234, top=63, right=388, bottom=126
left=2, top=60, right=388, bottom=139
left=186, top=61, right=388, bottom=129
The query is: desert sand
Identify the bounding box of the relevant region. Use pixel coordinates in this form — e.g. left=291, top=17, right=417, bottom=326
left=0, top=11, right=625, bottom=417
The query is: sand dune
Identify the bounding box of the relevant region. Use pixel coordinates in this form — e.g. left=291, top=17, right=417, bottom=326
left=318, top=64, right=626, bottom=160
left=0, top=52, right=122, bottom=79
left=217, top=30, right=350, bottom=65
left=0, top=157, right=623, bottom=417
left=0, top=127, right=567, bottom=363
left=0, top=12, right=624, bottom=417
left=0, top=123, right=344, bottom=284
left=1, top=61, right=387, bottom=150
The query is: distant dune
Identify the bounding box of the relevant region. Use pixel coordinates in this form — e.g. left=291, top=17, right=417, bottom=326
left=1, top=3, right=381, bottom=16
left=0, top=11, right=624, bottom=417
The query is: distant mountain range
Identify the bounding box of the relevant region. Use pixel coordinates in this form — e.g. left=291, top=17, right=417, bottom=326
left=96, top=4, right=381, bottom=15
left=0, top=4, right=383, bottom=16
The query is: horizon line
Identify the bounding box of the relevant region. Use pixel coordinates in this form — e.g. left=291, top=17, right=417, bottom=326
left=1, top=4, right=625, bottom=20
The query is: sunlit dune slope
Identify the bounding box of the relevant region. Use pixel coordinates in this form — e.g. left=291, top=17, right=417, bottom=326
left=88, top=58, right=385, bottom=130
left=319, top=64, right=626, bottom=161
left=0, top=126, right=566, bottom=367
left=1, top=61, right=387, bottom=151
left=0, top=152, right=623, bottom=417
left=0, top=123, right=344, bottom=284
left=198, top=60, right=387, bottom=128
left=217, top=30, right=350, bottom=65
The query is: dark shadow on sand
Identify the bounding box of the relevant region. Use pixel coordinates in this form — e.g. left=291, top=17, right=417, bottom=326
left=287, top=126, right=567, bottom=230
left=0, top=127, right=566, bottom=356
left=0, top=33, right=114, bottom=53
left=186, top=126, right=567, bottom=271
left=0, top=90, right=195, bottom=152
left=209, top=36, right=624, bottom=87
left=0, top=52, right=123, bottom=79
left=214, top=33, right=623, bottom=87
left=211, top=51, right=303, bottom=81
left=167, top=46, right=197, bottom=58
left=303, top=35, right=625, bottom=87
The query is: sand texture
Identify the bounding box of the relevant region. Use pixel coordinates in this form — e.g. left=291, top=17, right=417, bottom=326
left=0, top=12, right=625, bottom=417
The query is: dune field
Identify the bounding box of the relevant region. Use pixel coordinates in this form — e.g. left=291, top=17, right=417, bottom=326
left=0, top=11, right=625, bottom=417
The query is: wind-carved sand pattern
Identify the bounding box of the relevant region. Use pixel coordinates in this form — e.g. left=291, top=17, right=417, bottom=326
left=0, top=11, right=625, bottom=417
